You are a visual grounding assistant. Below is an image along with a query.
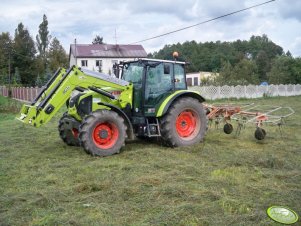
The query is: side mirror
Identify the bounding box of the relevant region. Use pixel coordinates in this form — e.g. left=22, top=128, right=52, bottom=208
left=164, top=64, right=170, bottom=74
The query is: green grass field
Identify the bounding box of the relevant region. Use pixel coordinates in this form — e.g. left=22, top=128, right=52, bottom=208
left=0, top=96, right=300, bottom=226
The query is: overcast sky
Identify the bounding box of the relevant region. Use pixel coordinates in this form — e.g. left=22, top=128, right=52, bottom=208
left=0, top=0, right=300, bottom=56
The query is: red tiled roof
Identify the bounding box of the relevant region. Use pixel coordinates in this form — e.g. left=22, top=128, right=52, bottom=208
left=70, top=44, right=147, bottom=58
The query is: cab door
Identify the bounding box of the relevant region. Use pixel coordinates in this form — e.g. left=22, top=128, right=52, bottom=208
left=121, top=62, right=144, bottom=115
left=144, top=62, right=174, bottom=115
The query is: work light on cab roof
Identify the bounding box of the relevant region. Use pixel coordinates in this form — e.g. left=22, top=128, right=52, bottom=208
left=173, top=51, right=179, bottom=59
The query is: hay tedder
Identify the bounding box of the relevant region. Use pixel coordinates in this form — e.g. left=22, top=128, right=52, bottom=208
left=205, top=103, right=294, bottom=140
left=17, top=59, right=207, bottom=156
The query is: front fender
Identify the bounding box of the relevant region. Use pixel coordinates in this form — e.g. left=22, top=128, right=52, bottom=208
left=156, top=90, right=205, bottom=117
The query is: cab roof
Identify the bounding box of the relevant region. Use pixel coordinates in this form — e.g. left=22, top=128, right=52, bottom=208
left=121, top=58, right=187, bottom=65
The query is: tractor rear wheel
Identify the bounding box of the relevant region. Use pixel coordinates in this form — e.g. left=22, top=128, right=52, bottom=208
left=160, top=97, right=207, bottom=147
left=79, top=110, right=127, bottom=157
left=58, top=113, right=80, bottom=146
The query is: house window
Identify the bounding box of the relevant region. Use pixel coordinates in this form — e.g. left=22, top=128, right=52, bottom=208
left=81, top=60, right=88, bottom=67
left=96, top=60, right=102, bottom=67
left=187, top=78, right=192, bottom=86
left=111, top=60, right=118, bottom=64
left=194, top=77, right=198, bottom=86
left=96, top=60, right=102, bottom=72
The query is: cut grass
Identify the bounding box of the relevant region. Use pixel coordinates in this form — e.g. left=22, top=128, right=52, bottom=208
left=0, top=95, right=300, bottom=225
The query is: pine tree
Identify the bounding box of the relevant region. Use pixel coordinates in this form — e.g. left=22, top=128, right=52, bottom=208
left=35, top=74, right=43, bottom=87
left=13, top=23, right=36, bottom=85
left=0, top=32, right=12, bottom=80
left=48, top=37, right=68, bottom=72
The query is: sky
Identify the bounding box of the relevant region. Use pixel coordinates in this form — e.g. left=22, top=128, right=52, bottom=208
left=0, top=0, right=301, bottom=56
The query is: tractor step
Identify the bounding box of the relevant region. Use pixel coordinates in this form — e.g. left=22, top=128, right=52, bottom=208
left=146, top=118, right=161, bottom=137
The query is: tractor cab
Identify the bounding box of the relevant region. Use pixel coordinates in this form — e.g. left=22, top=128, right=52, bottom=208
left=118, top=59, right=187, bottom=116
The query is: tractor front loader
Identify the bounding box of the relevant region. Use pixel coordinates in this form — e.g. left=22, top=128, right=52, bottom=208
left=17, top=58, right=207, bottom=157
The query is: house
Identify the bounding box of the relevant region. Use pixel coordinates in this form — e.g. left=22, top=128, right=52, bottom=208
left=186, top=71, right=219, bottom=86
left=69, top=44, right=147, bottom=74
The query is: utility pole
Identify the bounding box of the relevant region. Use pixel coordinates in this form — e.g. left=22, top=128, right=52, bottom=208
left=74, top=38, right=77, bottom=67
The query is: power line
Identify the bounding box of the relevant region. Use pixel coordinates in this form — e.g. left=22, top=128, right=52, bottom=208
left=129, top=0, right=276, bottom=44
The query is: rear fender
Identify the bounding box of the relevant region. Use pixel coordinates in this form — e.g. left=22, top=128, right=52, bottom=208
left=156, top=90, right=205, bottom=117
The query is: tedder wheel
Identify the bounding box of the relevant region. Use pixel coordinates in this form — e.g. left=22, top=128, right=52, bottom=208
left=223, top=123, right=233, bottom=134
left=160, top=97, right=207, bottom=147
left=58, top=113, right=80, bottom=146
left=254, top=127, right=266, bottom=140
left=79, top=110, right=127, bottom=157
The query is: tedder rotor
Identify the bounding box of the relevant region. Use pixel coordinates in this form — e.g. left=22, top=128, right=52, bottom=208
left=204, top=103, right=294, bottom=140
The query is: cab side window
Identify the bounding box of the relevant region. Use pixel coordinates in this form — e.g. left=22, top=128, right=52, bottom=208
left=145, top=63, right=173, bottom=105
left=174, top=64, right=186, bottom=90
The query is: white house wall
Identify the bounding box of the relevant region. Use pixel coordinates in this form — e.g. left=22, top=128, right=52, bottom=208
left=69, top=55, right=76, bottom=67
left=72, top=57, right=136, bottom=75
left=186, top=73, right=200, bottom=86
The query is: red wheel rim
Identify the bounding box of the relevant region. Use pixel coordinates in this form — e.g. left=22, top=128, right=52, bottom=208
left=176, top=110, right=200, bottom=139
left=72, top=128, right=79, bottom=138
left=92, top=122, right=119, bottom=149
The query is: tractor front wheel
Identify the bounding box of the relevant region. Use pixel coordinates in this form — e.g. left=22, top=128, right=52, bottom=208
left=79, top=110, right=127, bottom=157
left=160, top=97, right=207, bottom=147
left=58, top=113, right=80, bottom=146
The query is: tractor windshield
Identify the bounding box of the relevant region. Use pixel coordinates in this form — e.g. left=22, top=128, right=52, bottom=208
left=122, top=62, right=143, bottom=84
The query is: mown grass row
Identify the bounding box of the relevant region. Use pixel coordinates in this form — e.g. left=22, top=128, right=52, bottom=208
left=0, top=96, right=300, bottom=225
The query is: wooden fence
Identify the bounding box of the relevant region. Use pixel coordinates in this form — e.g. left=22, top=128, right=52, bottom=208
left=0, top=84, right=301, bottom=102
left=0, top=86, right=42, bottom=102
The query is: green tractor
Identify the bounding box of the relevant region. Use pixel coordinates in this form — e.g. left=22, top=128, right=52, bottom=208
left=17, top=58, right=207, bottom=156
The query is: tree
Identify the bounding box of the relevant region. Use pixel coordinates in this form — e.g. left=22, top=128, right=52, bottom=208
left=268, top=56, right=301, bottom=84
left=0, top=32, right=13, bottom=85
left=217, top=60, right=233, bottom=85
left=35, top=74, right=43, bottom=87
left=36, top=15, right=50, bottom=60
left=48, top=37, right=68, bottom=72
left=92, top=35, right=104, bottom=44
left=255, top=50, right=270, bottom=82
left=13, top=23, right=36, bottom=85
left=232, top=59, right=259, bottom=85
left=43, top=66, right=52, bottom=83
left=36, top=14, right=50, bottom=74
left=13, top=67, right=21, bottom=85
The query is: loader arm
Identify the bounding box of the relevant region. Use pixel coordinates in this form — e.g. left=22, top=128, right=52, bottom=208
left=31, top=67, right=66, bottom=106
left=17, top=66, right=131, bottom=127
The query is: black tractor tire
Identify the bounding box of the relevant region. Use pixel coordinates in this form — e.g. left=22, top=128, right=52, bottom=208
left=79, top=110, right=127, bottom=157
left=160, top=97, right=207, bottom=147
left=58, top=113, right=80, bottom=146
